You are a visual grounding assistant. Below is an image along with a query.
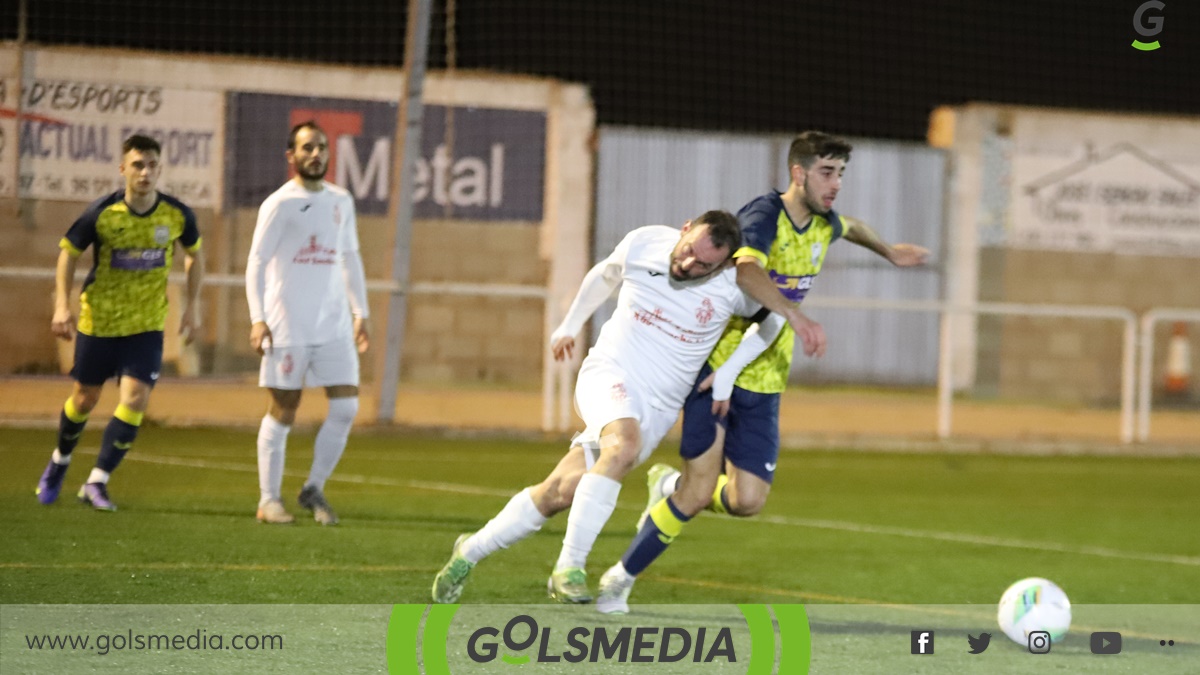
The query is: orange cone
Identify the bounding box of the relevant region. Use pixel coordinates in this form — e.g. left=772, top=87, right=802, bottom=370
left=1164, top=322, right=1192, bottom=397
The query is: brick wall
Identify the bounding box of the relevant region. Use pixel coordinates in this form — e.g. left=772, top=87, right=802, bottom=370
left=977, top=248, right=1200, bottom=404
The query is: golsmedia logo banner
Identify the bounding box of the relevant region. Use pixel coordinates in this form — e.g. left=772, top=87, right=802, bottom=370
left=386, top=604, right=810, bottom=674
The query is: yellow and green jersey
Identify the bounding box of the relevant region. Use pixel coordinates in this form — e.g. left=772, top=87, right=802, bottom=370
left=60, top=191, right=201, bottom=337
left=707, top=191, right=844, bottom=393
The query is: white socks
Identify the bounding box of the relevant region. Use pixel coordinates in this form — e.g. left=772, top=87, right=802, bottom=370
left=306, top=397, right=358, bottom=491
left=86, top=468, right=110, bottom=484
left=556, top=473, right=622, bottom=571
left=460, top=488, right=547, bottom=564
left=52, top=449, right=71, bottom=465
left=257, top=414, right=291, bottom=506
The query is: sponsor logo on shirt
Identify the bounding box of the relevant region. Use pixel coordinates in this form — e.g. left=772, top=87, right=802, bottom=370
left=293, top=235, right=337, bottom=265
left=632, top=305, right=710, bottom=344
left=769, top=270, right=815, bottom=303
left=111, top=248, right=166, bottom=271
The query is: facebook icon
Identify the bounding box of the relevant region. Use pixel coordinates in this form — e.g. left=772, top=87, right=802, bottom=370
left=911, top=630, right=935, bottom=655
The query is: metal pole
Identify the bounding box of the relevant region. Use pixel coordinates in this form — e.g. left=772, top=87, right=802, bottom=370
left=8, top=0, right=28, bottom=208
left=936, top=307, right=954, bottom=439
left=374, top=0, right=433, bottom=422
left=1137, top=312, right=1156, bottom=442
left=1120, top=315, right=1136, bottom=444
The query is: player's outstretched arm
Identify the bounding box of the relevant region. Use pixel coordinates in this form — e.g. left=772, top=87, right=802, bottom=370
left=841, top=216, right=930, bottom=267
left=51, top=248, right=79, bottom=341
left=735, top=258, right=826, bottom=357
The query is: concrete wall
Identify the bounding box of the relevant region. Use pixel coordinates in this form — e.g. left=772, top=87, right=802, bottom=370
left=0, top=46, right=593, bottom=388
left=942, top=104, right=1200, bottom=403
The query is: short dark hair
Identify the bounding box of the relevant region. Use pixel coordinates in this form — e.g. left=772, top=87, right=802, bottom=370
left=787, top=130, right=853, bottom=169
left=122, top=134, right=161, bottom=156
left=288, top=120, right=326, bottom=150
left=694, top=209, right=741, bottom=256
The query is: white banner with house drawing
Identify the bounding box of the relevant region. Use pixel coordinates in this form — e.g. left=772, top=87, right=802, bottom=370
left=1008, top=112, right=1200, bottom=257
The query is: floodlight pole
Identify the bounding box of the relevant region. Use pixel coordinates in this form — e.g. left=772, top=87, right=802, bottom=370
left=374, top=0, right=433, bottom=422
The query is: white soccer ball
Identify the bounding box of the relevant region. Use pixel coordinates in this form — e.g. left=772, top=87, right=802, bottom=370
left=997, top=577, right=1072, bottom=646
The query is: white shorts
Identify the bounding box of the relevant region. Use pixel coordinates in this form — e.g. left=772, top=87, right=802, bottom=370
left=259, top=339, right=360, bottom=389
left=571, top=358, right=678, bottom=469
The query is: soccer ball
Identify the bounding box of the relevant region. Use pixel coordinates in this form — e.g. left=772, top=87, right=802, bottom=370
left=996, top=577, right=1072, bottom=646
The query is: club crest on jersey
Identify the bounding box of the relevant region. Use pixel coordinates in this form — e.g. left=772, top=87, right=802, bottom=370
left=333, top=204, right=343, bottom=225
left=154, top=225, right=170, bottom=245
left=610, top=382, right=628, bottom=402
left=293, top=235, right=337, bottom=265
left=696, top=298, right=715, bottom=325
left=811, top=242, right=823, bottom=266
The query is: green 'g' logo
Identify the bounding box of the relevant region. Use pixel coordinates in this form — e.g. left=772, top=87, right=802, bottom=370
left=1132, top=0, right=1165, bottom=50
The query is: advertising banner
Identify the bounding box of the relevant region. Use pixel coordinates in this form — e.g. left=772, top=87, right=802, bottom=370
left=1008, top=113, right=1200, bottom=257
left=0, top=78, right=222, bottom=206
left=227, top=92, right=546, bottom=220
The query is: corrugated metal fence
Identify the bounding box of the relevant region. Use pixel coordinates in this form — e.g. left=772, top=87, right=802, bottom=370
left=593, top=126, right=945, bottom=386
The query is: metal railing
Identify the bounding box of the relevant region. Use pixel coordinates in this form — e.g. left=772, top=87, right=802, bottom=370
left=1137, top=309, right=1200, bottom=442
left=4, top=265, right=1193, bottom=440
left=799, top=296, right=1138, bottom=444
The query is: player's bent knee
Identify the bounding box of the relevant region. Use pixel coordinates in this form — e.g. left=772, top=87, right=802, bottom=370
left=72, top=389, right=102, bottom=413
left=327, top=396, right=359, bottom=424
left=727, top=492, right=768, bottom=517
left=599, top=444, right=639, bottom=478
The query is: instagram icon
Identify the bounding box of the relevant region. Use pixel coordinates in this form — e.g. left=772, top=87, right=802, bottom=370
left=1027, top=631, right=1052, bottom=654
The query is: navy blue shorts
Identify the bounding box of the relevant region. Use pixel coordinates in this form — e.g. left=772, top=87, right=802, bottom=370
left=679, top=363, right=781, bottom=483
left=71, top=331, right=164, bottom=387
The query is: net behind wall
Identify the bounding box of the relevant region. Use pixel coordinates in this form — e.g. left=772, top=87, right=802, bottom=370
left=3, top=1, right=1199, bottom=419
left=13, top=0, right=1200, bottom=139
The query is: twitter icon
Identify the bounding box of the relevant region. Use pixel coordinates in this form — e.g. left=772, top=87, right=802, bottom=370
left=968, top=633, right=991, bottom=654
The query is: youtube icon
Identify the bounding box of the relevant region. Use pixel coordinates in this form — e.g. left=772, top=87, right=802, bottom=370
left=1090, top=632, right=1122, bottom=655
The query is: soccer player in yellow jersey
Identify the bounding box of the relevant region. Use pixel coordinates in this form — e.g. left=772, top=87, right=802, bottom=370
left=35, top=135, right=203, bottom=511
left=595, top=131, right=929, bottom=613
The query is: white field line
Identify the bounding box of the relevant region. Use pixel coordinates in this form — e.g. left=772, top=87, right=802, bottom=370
left=118, top=452, right=1200, bottom=568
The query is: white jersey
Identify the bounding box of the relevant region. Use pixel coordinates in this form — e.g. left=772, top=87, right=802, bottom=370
left=246, top=180, right=369, bottom=347
left=558, top=226, right=760, bottom=412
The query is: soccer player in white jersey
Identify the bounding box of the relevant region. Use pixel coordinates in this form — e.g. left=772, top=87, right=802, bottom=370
left=245, top=121, right=370, bottom=526
left=432, top=210, right=785, bottom=604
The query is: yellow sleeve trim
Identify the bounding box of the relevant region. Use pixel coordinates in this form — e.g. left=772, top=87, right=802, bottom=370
left=59, top=238, right=83, bottom=257
left=185, top=236, right=203, bottom=253
left=733, top=246, right=768, bottom=266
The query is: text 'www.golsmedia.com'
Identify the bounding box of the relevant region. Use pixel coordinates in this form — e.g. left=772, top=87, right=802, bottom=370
left=25, top=630, right=283, bottom=655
